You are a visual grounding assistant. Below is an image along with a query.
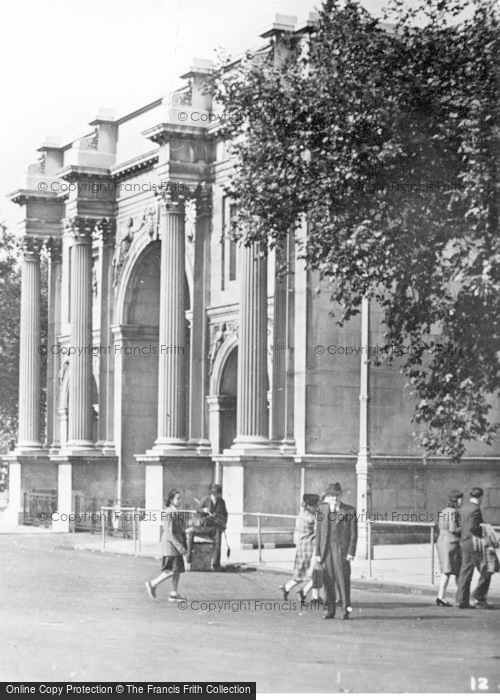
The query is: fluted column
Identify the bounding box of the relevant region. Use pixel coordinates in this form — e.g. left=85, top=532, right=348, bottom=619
left=233, top=241, right=269, bottom=448
left=17, top=238, right=43, bottom=449
left=93, top=218, right=116, bottom=451
left=66, top=218, right=94, bottom=448
left=189, top=187, right=211, bottom=451
left=43, top=237, right=62, bottom=449
left=155, top=193, right=188, bottom=450
left=271, top=236, right=296, bottom=451
left=271, top=246, right=287, bottom=442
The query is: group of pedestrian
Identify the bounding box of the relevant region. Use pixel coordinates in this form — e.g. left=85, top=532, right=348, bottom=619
left=145, top=481, right=498, bottom=615
left=279, top=482, right=357, bottom=620
left=436, top=486, right=499, bottom=609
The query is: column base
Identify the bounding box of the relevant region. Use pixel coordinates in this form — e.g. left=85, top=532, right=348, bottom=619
left=229, top=436, right=276, bottom=455
left=187, top=439, right=212, bottom=456
left=50, top=453, right=119, bottom=532
left=151, top=439, right=190, bottom=454
left=269, top=439, right=297, bottom=455
left=3, top=452, right=56, bottom=529
left=137, top=452, right=215, bottom=543
left=216, top=454, right=298, bottom=549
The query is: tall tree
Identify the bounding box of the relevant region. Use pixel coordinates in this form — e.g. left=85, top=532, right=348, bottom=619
left=213, top=0, right=500, bottom=461
left=0, top=222, right=21, bottom=451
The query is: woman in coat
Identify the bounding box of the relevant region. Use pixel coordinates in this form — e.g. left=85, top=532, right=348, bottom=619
left=436, top=489, right=463, bottom=606
left=145, top=488, right=188, bottom=601
left=279, top=494, right=321, bottom=603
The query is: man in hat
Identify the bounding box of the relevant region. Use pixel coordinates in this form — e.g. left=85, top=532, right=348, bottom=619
left=456, top=487, right=492, bottom=609
left=195, top=484, right=228, bottom=570
left=315, top=482, right=357, bottom=619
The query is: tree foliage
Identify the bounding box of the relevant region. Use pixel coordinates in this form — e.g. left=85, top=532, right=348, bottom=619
left=213, top=0, right=500, bottom=461
left=0, top=222, right=21, bottom=451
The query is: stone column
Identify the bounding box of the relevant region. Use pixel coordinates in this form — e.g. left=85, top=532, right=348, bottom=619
left=17, top=237, right=43, bottom=449
left=154, top=193, right=188, bottom=450
left=233, top=242, right=269, bottom=450
left=189, top=187, right=211, bottom=452
left=43, top=237, right=62, bottom=450
left=93, top=218, right=116, bottom=452
left=271, top=237, right=295, bottom=451
left=65, top=217, right=94, bottom=449
left=355, top=297, right=373, bottom=559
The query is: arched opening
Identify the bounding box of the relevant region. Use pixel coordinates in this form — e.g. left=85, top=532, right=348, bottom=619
left=119, top=242, right=161, bottom=502
left=218, top=347, right=238, bottom=452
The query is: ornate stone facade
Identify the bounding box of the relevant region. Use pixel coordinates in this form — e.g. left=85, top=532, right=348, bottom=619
left=5, top=16, right=500, bottom=543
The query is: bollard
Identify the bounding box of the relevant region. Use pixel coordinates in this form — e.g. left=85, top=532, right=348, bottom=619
left=257, top=515, right=263, bottom=564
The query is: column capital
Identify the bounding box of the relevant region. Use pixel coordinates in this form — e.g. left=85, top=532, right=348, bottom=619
left=20, top=237, right=43, bottom=261
left=64, top=217, right=98, bottom=243
left=92, top=217, right=116, bottom=246
left=42, top=236, right=63, bottom=264
left=195, top=184, right=213, bottom=217
left=157, top=189, right=187, bottom=215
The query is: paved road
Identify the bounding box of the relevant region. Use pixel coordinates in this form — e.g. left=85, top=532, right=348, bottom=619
left=1, top=534, right=499, bottom=693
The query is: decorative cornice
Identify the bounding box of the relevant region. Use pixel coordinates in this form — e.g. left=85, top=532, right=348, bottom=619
left=110, top=151, right=159, bottom=180
left=8, top=189, right=59, bottom=206
left=143, top=123, right=208, bottom=145
left=55, top=165, right=112, bottom=183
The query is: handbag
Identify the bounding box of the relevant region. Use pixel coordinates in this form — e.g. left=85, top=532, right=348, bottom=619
left=312, top=562, right=324, bottom=589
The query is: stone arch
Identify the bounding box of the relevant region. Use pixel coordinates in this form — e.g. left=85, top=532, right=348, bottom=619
left=113, top=228, right=193, bottom=327
left=210, top=331, right=238, bottom=397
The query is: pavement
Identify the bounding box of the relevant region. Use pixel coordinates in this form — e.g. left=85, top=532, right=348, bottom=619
left=1, top=529, right=500, bottom=692
left=2, top=504, right=499, bottom=603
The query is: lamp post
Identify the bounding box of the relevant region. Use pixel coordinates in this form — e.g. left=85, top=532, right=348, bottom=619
left=355, top=296, right=373, bottom=559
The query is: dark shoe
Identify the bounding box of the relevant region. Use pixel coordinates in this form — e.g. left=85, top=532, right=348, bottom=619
left=297, top=589, right=306, bottom=603
left=323, top=611, right=335, bottom=620
left=311, top=596, right=324, bottom=606
left=473, top=599, right=493, bottom=609
left=278, top=585, right=289, bottom=601
left=145, top=581, right=156, bottom=599
left=457, top=603, right=475, bottom=609
left=436, top=598, right=452, bottom=607
left=341, top=611, right=350, bottom=620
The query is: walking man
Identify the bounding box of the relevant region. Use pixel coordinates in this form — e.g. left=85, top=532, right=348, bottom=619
left=315, top=482, right=357, bottom=620
left=456, top=487, right=492, bottom=609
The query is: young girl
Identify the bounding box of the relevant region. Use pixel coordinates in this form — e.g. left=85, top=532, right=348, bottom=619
left=145, top=489, right=188, bottom=601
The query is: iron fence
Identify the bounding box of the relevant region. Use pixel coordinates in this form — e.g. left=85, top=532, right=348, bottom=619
left=23, top=491, right=57, bottom=526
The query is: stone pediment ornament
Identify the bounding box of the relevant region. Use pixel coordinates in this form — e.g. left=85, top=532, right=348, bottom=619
left=58, top=359, right=70, bottom=385
left=112, top=207, right=157, bottom=287
left=208, top=323, right=229, bottom=376
left=112, top=218, right=134, bottom=287
left=27, top=154, right=45, bottom=175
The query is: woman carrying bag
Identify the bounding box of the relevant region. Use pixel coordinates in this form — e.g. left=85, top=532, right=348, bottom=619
left=279, top=494, right=323, bottom=604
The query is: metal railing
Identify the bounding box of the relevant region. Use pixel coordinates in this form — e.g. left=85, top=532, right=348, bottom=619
left=97, top=507, right=297, bottom=559
left=367, top=520, right=436, bottom=584
left=23, top=491, right=57, bottom=526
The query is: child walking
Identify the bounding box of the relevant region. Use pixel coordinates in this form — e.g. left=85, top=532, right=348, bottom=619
left=145, top=489, right=188, bottom=601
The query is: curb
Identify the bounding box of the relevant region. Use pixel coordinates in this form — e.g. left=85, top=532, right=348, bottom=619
left=257, top=566, right=500, bottom=603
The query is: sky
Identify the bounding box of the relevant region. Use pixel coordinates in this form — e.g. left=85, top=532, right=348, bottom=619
left=0, top=0, right=387, bottom=230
